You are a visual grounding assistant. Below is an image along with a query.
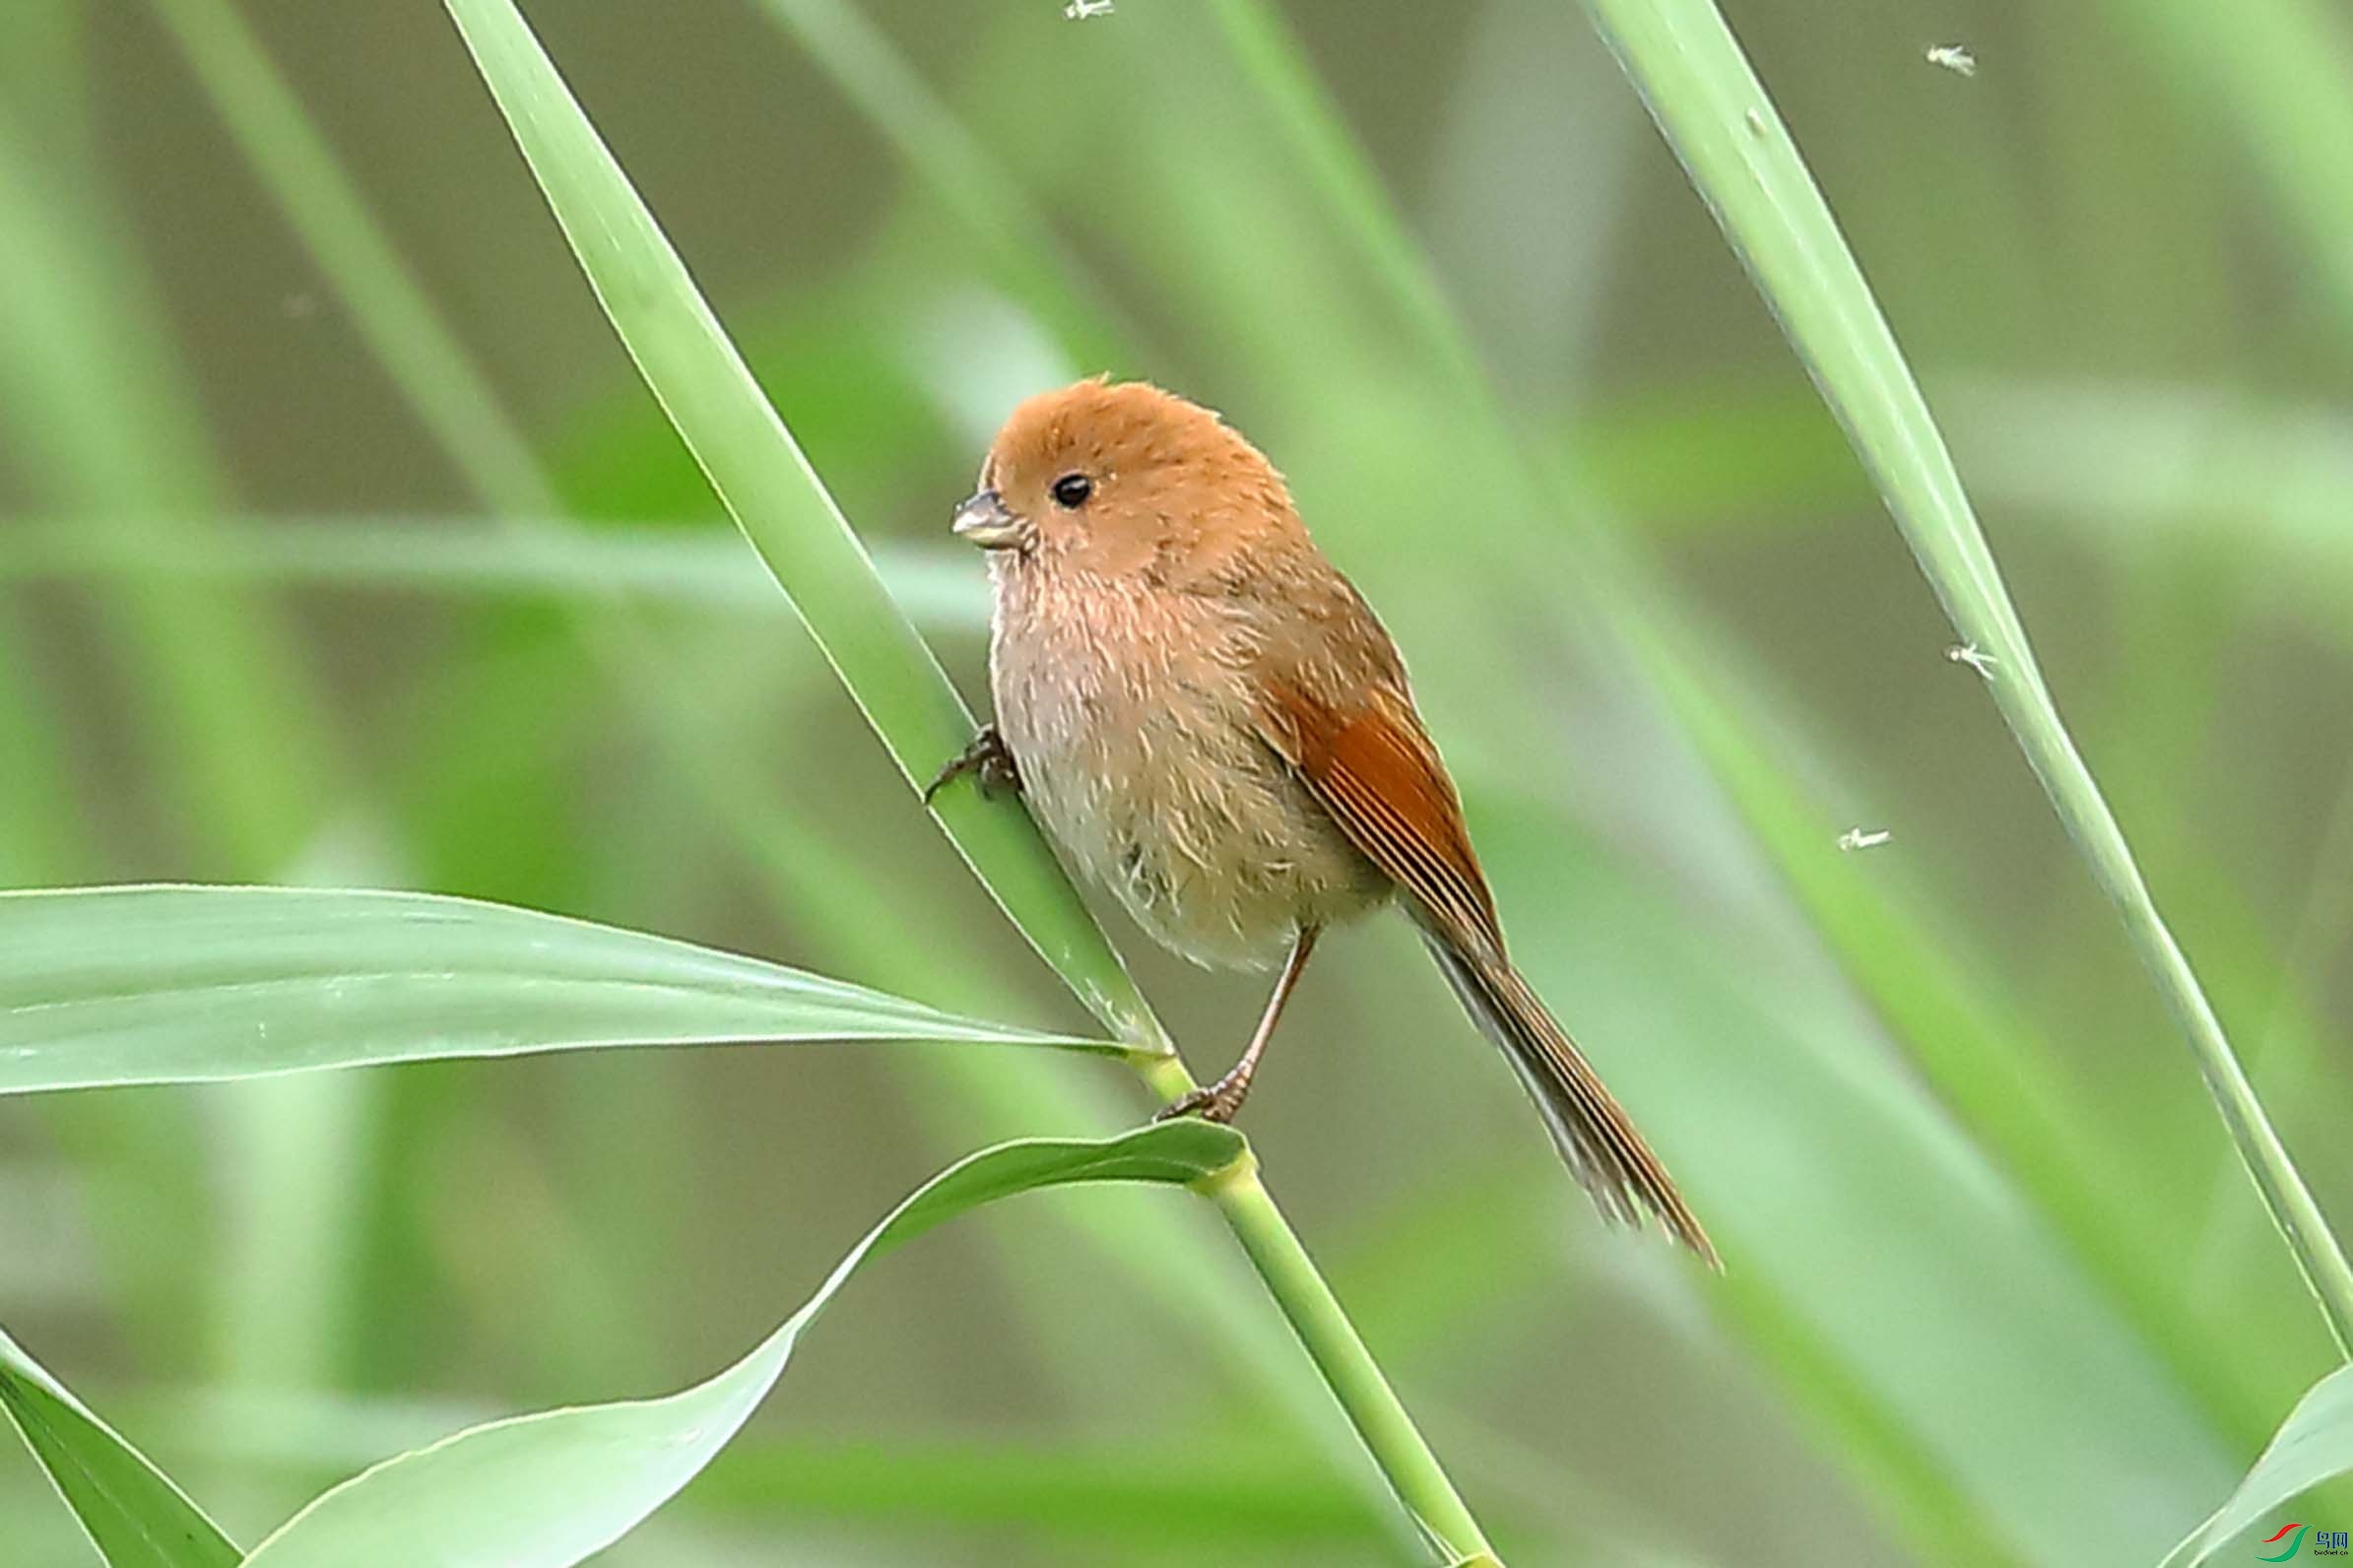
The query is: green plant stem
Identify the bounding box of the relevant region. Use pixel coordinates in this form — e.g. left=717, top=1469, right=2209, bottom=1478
left=1129, top=1053, right=1493, bottom=1562
left=1195, top=1150, right=1498, bottom=1564
left=1581, top=0, right=2353, bottom=1353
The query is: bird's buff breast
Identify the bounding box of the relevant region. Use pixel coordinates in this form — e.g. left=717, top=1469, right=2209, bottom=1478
left=988, top=565, right=1389, bottom=970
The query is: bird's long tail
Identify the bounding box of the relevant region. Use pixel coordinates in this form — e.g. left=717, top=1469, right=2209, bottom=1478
left=1417, top=920, right=1717, bottom=1266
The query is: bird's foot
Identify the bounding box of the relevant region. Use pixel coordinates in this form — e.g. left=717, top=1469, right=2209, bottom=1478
left=924, top=724, right=1021, bottom=805
left=1153, top=1073, right=1250, bottom=1126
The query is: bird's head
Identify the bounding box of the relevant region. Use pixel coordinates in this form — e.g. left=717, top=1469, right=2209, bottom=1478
left=951, top=378, right=1301, bottom=582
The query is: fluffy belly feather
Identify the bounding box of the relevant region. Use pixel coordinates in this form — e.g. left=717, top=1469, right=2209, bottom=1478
left=990, top=568, right=1389, bottom=970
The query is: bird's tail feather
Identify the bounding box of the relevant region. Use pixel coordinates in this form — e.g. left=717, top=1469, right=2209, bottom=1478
left=1417, top=921, right=1717, bottom=1266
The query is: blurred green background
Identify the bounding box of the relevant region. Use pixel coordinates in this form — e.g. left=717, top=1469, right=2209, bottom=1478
left=5, top=0, right=2353, bottom=1562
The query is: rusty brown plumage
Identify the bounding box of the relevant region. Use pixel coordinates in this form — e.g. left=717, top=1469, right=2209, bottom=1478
left=1256, top=680, right=1500, bottom=950
left=942, top=377, right=1715, bottom=1264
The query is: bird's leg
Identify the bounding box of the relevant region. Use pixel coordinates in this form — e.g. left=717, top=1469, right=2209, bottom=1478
left=924, top=723, right=1021, bottom=804
left=1156, top=927, right=1320, bottom=1125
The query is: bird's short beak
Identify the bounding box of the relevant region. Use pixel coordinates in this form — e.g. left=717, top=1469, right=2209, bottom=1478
left=951, top=488, right=1027, bottom=551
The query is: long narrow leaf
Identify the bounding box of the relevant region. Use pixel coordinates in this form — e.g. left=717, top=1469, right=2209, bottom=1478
left=0, top=885, right=1108, bottom=1094
left=1579, top=0, right=2353, bottom=1348
left=2163, top=1367, right=2353, bottom=1566
left=238, top=1123, right=1245, bottom=1567
left=0, top=1326, right=238, bottom=1567
left=438, top=0, right=1165, bottom=1052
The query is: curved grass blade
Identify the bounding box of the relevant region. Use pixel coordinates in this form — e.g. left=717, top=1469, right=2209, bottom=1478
left=1578, top=0, right=2353, bottom=1350
left=2162, top=1366, right=2353, bottom=1566
left=154, top=1390, right=1398, bottom=1553
left=0, top=1326, right=238, bottom=1567
left=439, top=0, right=1165, bottom=1053
left=238, top=1123, right=1245, bottom=1568
left=0, top=885, right=1109, bottom=1094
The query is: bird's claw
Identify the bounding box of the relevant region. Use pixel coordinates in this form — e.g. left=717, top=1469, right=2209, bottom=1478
left=1153, top=1081, right=1243, bottom=1125
left=924, top=724, right=1021, bottom=805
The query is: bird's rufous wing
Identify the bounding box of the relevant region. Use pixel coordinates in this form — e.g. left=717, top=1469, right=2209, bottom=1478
left=1254, top=673, right=1503, bottom=955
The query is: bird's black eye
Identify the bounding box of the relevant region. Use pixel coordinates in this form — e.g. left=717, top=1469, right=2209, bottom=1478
left=1050, top=473, right=1093, bottom=508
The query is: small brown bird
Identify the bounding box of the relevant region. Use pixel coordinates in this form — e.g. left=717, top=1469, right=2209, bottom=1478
left=931, top=378, right=1713, bottom=1261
